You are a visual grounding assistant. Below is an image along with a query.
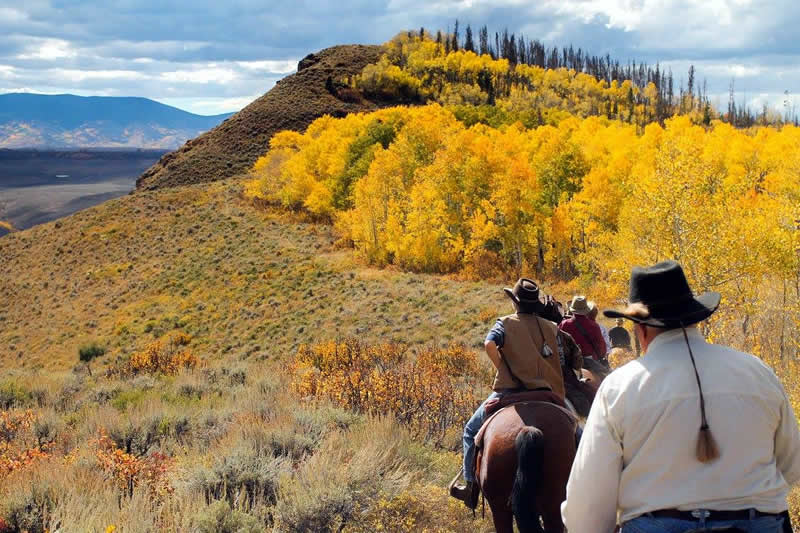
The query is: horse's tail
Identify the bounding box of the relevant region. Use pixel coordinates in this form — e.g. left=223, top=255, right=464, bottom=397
left=511, top=426, right=545, bottom=533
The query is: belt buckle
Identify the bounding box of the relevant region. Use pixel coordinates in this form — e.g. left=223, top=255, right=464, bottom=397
left=691, top=509, right=711, bottom=520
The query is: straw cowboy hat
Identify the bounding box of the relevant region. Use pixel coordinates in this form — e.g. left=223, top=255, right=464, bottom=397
left=568, top=296, right=592, bottom=316
left=603, top=260, right=720, bottom=328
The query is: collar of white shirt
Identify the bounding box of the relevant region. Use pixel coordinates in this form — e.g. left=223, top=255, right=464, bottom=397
left=643, top=327, right=704, bottom=356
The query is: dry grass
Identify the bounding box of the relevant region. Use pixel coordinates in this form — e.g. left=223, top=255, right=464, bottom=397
left=0, top=359, right=493, bottom=531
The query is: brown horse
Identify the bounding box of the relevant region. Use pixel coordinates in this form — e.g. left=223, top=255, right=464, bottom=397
left=476, top=401, right=578, bottom=533
left=475, top=360, right=610, bottom=533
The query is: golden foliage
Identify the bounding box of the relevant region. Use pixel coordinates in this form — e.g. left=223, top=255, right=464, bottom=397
left=607, top=347, right=636, bottom=369
left=290, top=339, right=489, bottom=444
left=248, top=106, right=800, bottom=357
left=122, top=332, right=200, bottom=376
left=353, top=33, right=705, bottom=128
left=342, top=485, right=472, bottom=533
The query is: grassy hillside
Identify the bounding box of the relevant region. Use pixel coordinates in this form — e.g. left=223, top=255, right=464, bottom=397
left=0, top=179, right=513, bottom=372
left=136, top=45, right=386, bottom=191
left=0, top=177, right=535, bottom=530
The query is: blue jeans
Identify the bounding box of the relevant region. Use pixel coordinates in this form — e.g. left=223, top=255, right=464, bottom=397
left=463, top=391, right=502, bottom=482
left=622, top=514, right=784, bottom=533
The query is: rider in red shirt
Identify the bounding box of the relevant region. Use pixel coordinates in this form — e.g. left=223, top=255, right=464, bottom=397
left=559, top=296, right=607, bottom=361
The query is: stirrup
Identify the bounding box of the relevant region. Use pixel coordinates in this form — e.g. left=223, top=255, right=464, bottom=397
left=448, top=469, right=479, bottom=510
left=448, top=469, right=465, bottom=495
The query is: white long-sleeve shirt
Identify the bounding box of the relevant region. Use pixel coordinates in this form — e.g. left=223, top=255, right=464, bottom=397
left=561, top=327, right=800, bottom=533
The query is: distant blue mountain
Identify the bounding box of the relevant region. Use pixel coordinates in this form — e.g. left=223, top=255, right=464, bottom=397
left=0, top=93, right=234, bottom=149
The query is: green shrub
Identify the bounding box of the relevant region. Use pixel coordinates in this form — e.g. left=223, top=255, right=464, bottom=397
left=110, top=388, right=147, bottom=412
left=78, top=343, right=105, bottom=362
left=194, top=500, right=262, bottom=533
left=1, top=482, right=57, bottom=533
left=78, top=343, right=106, bottom=376
left=33, top=412, right=62, bottom=448
left=188, top=447, right=289, bottom=509
left=107, top=414, right=168, bottom=456
left=274, top=418, right=412, bottom=533
left=0, top=380, right=31, bottom=409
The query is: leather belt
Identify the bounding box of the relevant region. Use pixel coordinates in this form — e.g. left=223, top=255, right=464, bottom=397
left=648, top=508, right=778, bottom=521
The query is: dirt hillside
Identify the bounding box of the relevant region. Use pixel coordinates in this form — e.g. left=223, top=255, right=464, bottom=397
left=136, top=45, right=384, bottom=190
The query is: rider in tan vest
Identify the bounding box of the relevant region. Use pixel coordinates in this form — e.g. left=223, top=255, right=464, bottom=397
left=493, top=312, right=565, bottom=397
left=450, top=278, right=582, bottom=508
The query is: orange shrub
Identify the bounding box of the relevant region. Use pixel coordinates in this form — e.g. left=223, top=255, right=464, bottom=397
left=291, top=339, right=489, bottom=444
left=93, top=433, right=173, bottom=502
left=0, top=446, right=50, bottom=479
left=122, top=333, right=201, bottom=376
left=0, top=409, right=34, bottom=444
left=0, top=410, right=50, bottom=479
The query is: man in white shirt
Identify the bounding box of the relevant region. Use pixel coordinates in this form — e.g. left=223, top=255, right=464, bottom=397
left=561, top=260, right=800, bottom=533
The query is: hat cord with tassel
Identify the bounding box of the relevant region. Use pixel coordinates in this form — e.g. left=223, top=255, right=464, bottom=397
left=681, top=325, right=720, bottom=463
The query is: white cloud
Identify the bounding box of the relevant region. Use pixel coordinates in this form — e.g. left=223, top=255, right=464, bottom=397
left=18, top=38, right=77, bottom=60
left=55, top=69, right=148, bottom=81
left=721, top=64, right=761, bottom=78
left=0, top=7, right=27, bottom=23
left=160, top=94, right=265, bottom=114
left=159, top=66, right=238, bottom=84
left=548, top=0, right=770, bottom=49
left=552, top=0, right=752, bottom=30
left=236, top=60, right=296, bottom=73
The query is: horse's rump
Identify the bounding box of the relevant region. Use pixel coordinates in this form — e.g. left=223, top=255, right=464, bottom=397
left=477, top=402, right=577, bottom=532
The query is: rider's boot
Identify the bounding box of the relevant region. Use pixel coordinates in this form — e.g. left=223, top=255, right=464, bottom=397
left=449, top=470, right=479, bottom=509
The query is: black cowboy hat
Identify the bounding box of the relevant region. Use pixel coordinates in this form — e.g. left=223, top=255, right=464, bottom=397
left=603, top=260, right=720, bottom=328
left=504, top=278, right=545, bottom=312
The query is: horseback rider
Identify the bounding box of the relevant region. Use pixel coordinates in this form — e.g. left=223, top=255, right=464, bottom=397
left=608, top=317, right=632, bottom=350
left=450, top=278, right=582, bottom=509
left=562, top=261, right=800, bottom=532
left=559, top=295, right=608, bottom=364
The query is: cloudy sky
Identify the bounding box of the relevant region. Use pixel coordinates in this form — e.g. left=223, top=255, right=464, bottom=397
left=1, top=0, right=798, bottom=115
